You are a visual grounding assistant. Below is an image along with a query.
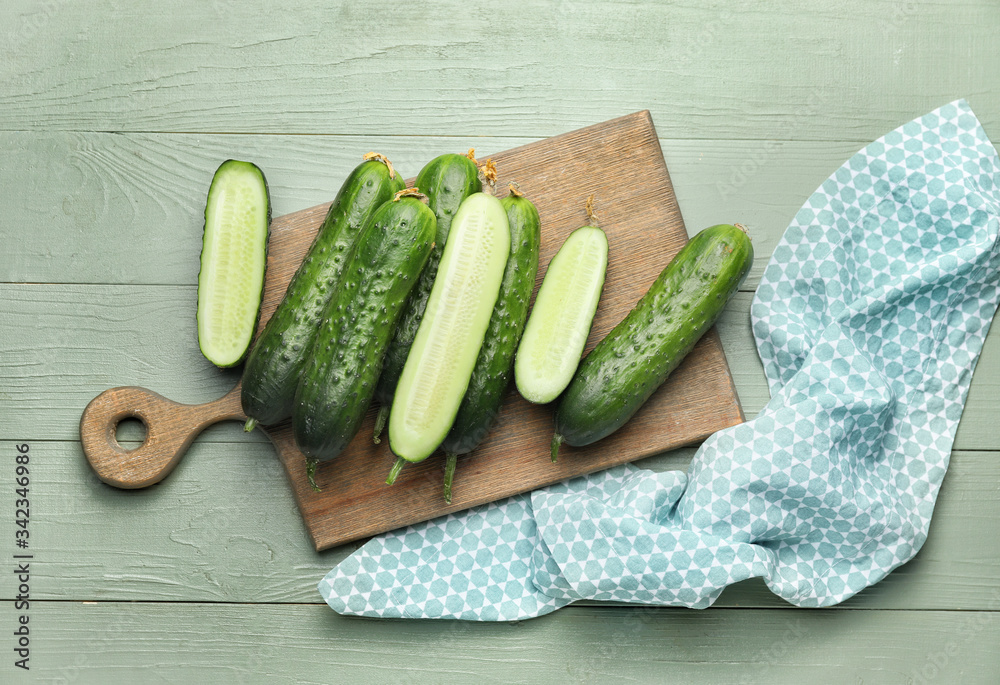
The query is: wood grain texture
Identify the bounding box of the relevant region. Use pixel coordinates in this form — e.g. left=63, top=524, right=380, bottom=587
left=284, top=113, right=745, bottom=549
left=80, top=384, right=244, bottom=487
left=74, top=112, right=746, bottom=548
left=3, top=131, right=994, bottom=291
left=1, top=0, right=998, bottom=140
left=23, top=602, right=1000, bottom=684
left=8, top=439, right=998, bottom=610
left=0, top=130, right=524, bottom=285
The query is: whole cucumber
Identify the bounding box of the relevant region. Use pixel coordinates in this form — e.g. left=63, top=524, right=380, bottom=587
left=439, top=189, right=541, bottom=502
left=372, top=152, right=482, bottom=442
left=551, top=224, right=753, bottom=459
left=293, top=190, right=436, bottom=487
left=241, top=155, right=404, bottom=429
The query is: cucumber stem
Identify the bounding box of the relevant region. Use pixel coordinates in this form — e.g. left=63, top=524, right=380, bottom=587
left=551, top=433, right=564, bottom=463
left=385, top=456, right=406, bottom=485
left=443, top=453, right=458, bottom=504
left=476, top=156, right=498, bottom=195
left=585, top=194, right=599, bottom=226
left=362, top=151, right=396, bottom=179
left=243, top=418, right=257, bottom=433
left=306, top=460, right=321, bottom=492
left=393, top=187, right=429, bottom=204
left=373, top=405, right=390, bottom=444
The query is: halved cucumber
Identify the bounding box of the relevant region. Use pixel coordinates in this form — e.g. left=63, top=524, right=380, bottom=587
left=197, top=159, right=270, bottom=368
left=372, top=152, right=482, bottom=443
left=439, top=188, right=541, bottom=502
left=514, top=220, right=608, bottom=404
left=387, top=192, right=511, bottom=472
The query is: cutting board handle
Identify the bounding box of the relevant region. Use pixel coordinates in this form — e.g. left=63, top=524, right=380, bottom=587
left=80, top=383, right=246, bottom=489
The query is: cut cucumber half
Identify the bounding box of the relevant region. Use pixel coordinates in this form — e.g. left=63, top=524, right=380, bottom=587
left=388, top=192, right=511, bottom=464
left=515, top=224, right=608, bottom=404
left=197, top=159, right=270, bottom=368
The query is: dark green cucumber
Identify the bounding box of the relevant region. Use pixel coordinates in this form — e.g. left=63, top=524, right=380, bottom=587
left=293, top=190, right=436, bottom=486
left=197, top=159, right=271, bottom=368
left=372, top=152, right=482, bottom=442
left=241, top=155, right=403, bottom=429
left=551, top=223, right=753, bottom=459
left=439, top=189, right=541, bottom=502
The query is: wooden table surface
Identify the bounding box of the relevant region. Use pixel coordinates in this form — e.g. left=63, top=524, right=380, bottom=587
left=2, top=1, right=998, bottom=682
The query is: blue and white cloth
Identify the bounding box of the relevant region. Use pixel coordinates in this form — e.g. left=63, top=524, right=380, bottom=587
left=319, top=100, right=1000, bottom=620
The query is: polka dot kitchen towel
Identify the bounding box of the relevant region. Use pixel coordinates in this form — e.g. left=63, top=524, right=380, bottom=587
left=319, top=100, right=1000, bottom=621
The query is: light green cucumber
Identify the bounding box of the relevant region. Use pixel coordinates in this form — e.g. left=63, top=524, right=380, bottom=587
left=197, top=159, right=270, bottom=368
left=372, top=152, right=482, bottom=443
left=439, top=188, right=541, bottom=503
left=514, top=204, right=608, bottom=404
left=386, top=191, right=511, bottom=482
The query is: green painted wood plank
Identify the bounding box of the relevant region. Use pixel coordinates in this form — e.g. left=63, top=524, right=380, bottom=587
left=3, top=436, right=996, bottom=610
left=0, top=131, right=532, bottom=285
left=0, top=283, right=249, bottom=441
left=2, top=131, right=994, bottom=290
left=1, top=0, right=998, bottom=138
left=22, top=602, right=1000, bottom=684
left=0, top=132, right=878, bottom=289
left=2, top=285, right=997, bottom=451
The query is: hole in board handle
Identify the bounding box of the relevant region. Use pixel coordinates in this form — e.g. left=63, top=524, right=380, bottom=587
left=114, top=416, right=148, bottom=451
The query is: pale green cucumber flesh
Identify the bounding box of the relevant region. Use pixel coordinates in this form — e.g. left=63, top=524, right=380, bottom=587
left=388, top=192, right=511, bottom=463
left=197, top=160, right=269, bottom=368
left=439, top=193, right=541, bottom=458
left=372, top=153, right=481, bottom=444
left=515, top=224, right=608, bottom=404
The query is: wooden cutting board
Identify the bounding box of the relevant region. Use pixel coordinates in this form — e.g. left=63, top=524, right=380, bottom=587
left=81, top=110, right=745, bottom=551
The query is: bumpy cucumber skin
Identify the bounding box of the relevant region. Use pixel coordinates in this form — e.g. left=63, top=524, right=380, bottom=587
left=241, top=160, right=403, bottom=426
left=292, top=197, right=436, bottom=462
left=198, top=159, right=271, bottom=368
left=374, top=155, right=481, bottom=408
left=554, top=224, right=753, bottom=448
left=440, top=194, right=541, bottom=456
